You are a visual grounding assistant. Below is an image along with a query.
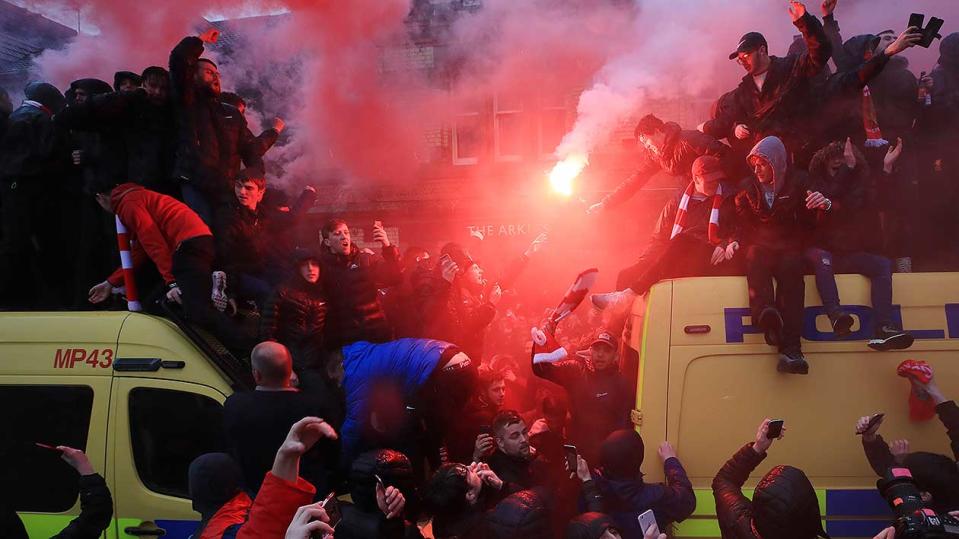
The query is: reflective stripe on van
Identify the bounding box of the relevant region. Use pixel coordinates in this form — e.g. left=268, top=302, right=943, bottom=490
left=670, top=487, right=893, bottom=538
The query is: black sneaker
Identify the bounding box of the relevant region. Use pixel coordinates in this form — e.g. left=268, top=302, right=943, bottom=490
left=829, top=310, right=854, bottom=338
left=758, top=307, right=784, bottom=347
left=868, top=326, right=915, bottom=351
left=777, top=347, right=809, bottom=375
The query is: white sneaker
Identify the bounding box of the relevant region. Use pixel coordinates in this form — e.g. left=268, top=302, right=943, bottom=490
left=211, top=271, right=228, bottom=312
left=590, top=290, right=636, bottom=311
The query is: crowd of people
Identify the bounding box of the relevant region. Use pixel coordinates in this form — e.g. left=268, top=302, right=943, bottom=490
left=4, top=0, right=959, bottom=537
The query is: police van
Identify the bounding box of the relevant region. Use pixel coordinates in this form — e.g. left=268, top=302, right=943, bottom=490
left=628, top=272, right=959, bottom=538
left=4, top=274, right=958, bottom=538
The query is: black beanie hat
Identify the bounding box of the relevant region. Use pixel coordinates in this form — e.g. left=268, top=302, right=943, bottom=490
left=114, top=71, right=142, bottom=91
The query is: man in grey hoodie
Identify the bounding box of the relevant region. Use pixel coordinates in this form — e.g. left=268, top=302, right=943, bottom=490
left=734, top=136, right=828, bottom=374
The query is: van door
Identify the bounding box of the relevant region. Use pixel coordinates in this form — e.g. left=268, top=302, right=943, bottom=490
left=3, top=376, right=112, bottom=537
left=109, top=378, right=228, bottom=539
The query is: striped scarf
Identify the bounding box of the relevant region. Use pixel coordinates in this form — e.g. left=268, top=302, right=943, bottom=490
left=670, top=181, right=724, bottom=245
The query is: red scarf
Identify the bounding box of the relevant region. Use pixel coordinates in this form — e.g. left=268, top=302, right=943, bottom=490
left=861, top=50, right=888, bottom=147
left=671, top=181, right=724, bottom=245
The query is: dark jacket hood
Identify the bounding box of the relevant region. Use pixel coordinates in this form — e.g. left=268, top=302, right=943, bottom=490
left=843, top=34, right=880, bottom=62
left=23, top=81, right=65, bottom=113
left=348, top=449, right=416, bottom=512
left=565, top=512, right=616, bottom=539
left=66, top=78, right=113, bottom=105
left=599, top=429, right=645, bottom=480
left=752, top=465, right=829, bottom=539
left=940, top=32, right=959, bottom=69
left=188, top=452, right=243, bottom=518
left=486, top=489, right=551, bottom=539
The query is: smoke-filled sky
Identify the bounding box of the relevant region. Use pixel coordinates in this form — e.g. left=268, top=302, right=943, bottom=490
left=16, top=0, right=959, bottom=189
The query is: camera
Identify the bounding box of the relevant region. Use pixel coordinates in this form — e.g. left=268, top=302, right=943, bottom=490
left=878, top=467, right=959, bottom=538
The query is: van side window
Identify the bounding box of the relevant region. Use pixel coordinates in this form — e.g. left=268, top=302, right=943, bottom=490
left=129, top=388, right=226, bottom=498
left=1, top=385, right=94, bottom=512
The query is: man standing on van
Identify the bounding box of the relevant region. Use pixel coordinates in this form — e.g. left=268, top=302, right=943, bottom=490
left=735, top=136, right=825, bottom=374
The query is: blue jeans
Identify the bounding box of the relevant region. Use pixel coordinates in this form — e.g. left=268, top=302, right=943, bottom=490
left=804, top=248, right=893, bottom=328
left=181, top=183, right=214, bottom=227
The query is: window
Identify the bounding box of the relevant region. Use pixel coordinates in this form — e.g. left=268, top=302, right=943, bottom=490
left=538, top=90, right=568, bottom=157
left=452, top=110, right=481, bottom=165
left=129, top=388, right=226, bottom=498
left=1, top=385, right=94, bottom=512
left=494, top=93, right=524, bottom=161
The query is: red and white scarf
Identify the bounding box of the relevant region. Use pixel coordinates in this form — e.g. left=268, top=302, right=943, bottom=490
left=861, top=50, right=889, bottom=148
left=671, top=181, right=724, bottom=245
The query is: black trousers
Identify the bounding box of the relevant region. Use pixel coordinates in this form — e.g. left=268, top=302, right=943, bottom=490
left=172, top=235, right=251, bottom=354
left=0, top=182, right=71, bottom=309
left=617, top=235, right=742, bottom=294
left=745, top=245, right=804, bottom=350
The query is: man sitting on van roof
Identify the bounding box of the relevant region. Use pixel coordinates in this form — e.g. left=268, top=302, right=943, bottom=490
left=591, top=155, right=741, bottom=312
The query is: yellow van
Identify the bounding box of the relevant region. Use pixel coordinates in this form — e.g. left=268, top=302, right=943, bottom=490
left=629, top=272, right=959, bottom=538
left=2, top=309, right=251, bottom=539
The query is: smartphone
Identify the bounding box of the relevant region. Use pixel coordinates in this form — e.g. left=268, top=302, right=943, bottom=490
left=921, top=17, right=945, bottom=48
left=320, top=491, right=342, bottom=529
left=374, top=473, right=386, bottom=491
left=766, top=419, right=785, bottom=439
left=479, top=424, right=492, bottom=435
left=909, top=13, right=925, bottom=32
left=563, top=444, right=578, bottom=472
left=637, top=509, right=657, bottom=535
left=858, top=413, right=885, bottom=435
left=34, top=442, right=61, bottom=453
left=373, top=220, right=383, bottom=228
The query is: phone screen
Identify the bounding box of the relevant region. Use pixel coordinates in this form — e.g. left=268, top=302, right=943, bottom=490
left=637, top=509, right=657, bottom=535
left=766, top=419, right=784, bottom=439
left=909, top=13, right=925, bottom=30
left=321, top=492, right=342, bottom=529
left=563, top=444, right=578, bottom=472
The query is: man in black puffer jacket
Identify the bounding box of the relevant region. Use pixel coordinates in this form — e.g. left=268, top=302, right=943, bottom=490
left=713, top=418, right=829, bottom=539
left=260, top=248, right=327, bottom=388
left=588, top=114, right=738, bottom=216
left=337, top=449, right=424, bottom=539
left=169, top=29, right=264, bottom=224
left=320, top=218, right=401, bottom=348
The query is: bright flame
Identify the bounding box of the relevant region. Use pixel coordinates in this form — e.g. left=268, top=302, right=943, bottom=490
left=548, top=153, right=588, bottom=197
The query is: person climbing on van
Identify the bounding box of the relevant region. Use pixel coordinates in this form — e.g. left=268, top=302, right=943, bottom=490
left=805, top=138, right=913, bottom=351
left=734, top=136, right=824, bottom=375
left=713, top=418, right=830, bottom=539
left=591, top=155, right=741, bottom=312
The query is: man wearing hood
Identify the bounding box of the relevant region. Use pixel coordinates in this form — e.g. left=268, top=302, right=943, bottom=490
left=319, top=218, right=401, bottom=348
left=703, top=1, right=831, bottom=160
left=566, top=513, right=623, bottom=539
left=114, top=71, right=142, bottom=93
left=593, top=430, right=695, bottom=538
left=336, top=449, right=422, bottom=539
left=819, top=1, right=922, bottom=148
left=187, top=452, right=248, bottom=539
left=735, top=136, right=824, bottom=374
left=713, top=419, right=830, bottom=539
left=0, top=81, right=69, bottom=308
left=587, top=114, right=736, bottom=216
left=87, top=181, right=249, bottom=352
left=169, top=29, right=264, bottom=224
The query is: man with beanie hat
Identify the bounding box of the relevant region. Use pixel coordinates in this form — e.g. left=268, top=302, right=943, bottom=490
left=735, top=136, right=825, bottom=374
left=703, top=1, right=831, bottom=159
left=532, top=329, right=631, bottom=464
left=592, top=155, right=741, bottom=312
left=593, top=430, right=695, bottom=538
left=713, top=419, right=830, bottom=539
left=188, top=452, right=250, bottom=538
left=114, top=71, right=142, bottom=93
left=0, top=81, right=70, bottom=308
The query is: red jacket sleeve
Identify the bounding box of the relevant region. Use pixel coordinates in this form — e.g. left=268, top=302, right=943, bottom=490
left=116, top=202, right=177, bottom=284
left=238, top=472, right=316, bottom=539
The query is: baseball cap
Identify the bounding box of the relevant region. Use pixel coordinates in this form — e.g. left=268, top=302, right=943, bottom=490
left=729, top=32, right=768, bottom=60
left=692, top=155, right=726, bottom=183
left=591, top=330, right=618, bottom=350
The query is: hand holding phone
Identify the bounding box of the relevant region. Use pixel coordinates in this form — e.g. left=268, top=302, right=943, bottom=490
left=856, top=413, right=884, bottom=437
left=638, top=509, right=658, bottom=535
left=320, top=491, right=342, bottom=529
left=766, top=419, right=785, bottom=439
left=563, top=444, right=578, bottom=473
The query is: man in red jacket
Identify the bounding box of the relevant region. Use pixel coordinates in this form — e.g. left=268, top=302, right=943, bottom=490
left=87, top=182, right=244, bottom=348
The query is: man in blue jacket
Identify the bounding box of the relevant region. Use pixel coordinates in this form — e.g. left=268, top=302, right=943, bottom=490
left=327, top=338, right=476, bottom=468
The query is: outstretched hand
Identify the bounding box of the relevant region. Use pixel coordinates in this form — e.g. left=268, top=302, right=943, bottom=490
left=885, top=27, right=924, bottom=57
left=788, top=1, right=807, bottom=23
left=199, top=28, right=220, bottom=44
left=58, top=446, right=95, bottom=476
left=273, top=417, right=337, bottom=481
left=821, top=0, right=837, bottom=17
left=884, top=137, right=903, bottom=173
left=752, top=418, right=784, bottom=454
